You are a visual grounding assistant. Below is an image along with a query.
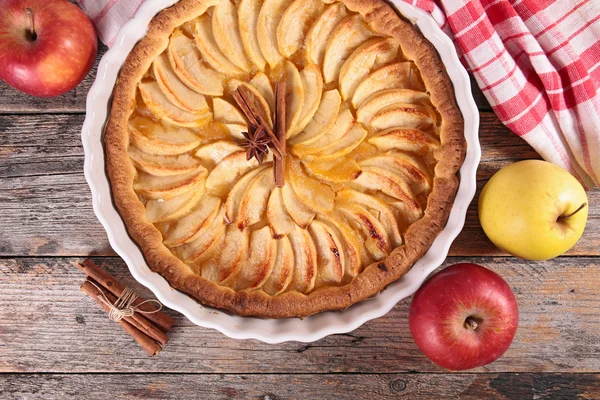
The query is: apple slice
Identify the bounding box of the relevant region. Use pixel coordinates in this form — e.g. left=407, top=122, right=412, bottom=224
left=322, top=15, right=374, bottom=84
left=177, top=207, right=226, bottom=263
left=237, top=168, right=275, bottom=229
left=138, top=81, right=212, bottom=127
left=287, top=157, right=335, bottom=213
left=133, top=166, right=207, bottom=200
left=351, top=62, right=414, bottom=108
left=359, top=153, right=431, bottom=195
left=267, top=187, right=295, bottom=238
left=277, top=0, right=323, bottom=58
left=129, top=117, right=202, bottom=156
left=288, top=64, right=323, bottom=138
left=305, top=3, right=348, bottom=67
left=368, top=128, right=440, bottom=153
left=195, top=14, right=243, bottom=76
left=238, top=0, right=267, bottom=71
left=167, top=30, right=224, bottom=96
left=262, top=236, right=295, bottom=295
left=222, top=123, right=247, bottom=140
left=224, top=166, right=267, bottom=225
left=129, top=146, right=201, bottom=177
left=153, top=53, right=209, bottom=113
left=281, top=184, right=316, bottom=228
left=287, top=224, right=318, bottom=294
left=212, top=0, right=252, bottom=71
left=292, top=108, right=354, bottom=156
left=201, top=225, right=249, bottom=283
left=257, top=0, right=293, bottom=67
left=318, top=214, right=363, bottom=277
left=145, top=185, right=205, bottom=223
left=302, top=157, right=362, bottom=183
left=213, top=98, right=247, bottom=125
left=162, top=196, right=222, bottom=247
left=351, top=165, right=419, bottom=211
left=356, top=89, right=431, bottom=124
left=289, top=89, right=341, bottom=146
left=228, top=80, right=273, bottom=128
left=224, top=226, right=277, bottom=290
left=283, top=60, right=304, bottom=136
left=337, top=203, right=390, bottom=261
left=309, top=219, right=344, bottom=286
left=194, top=140, right=243, bottom=169
left=249, top=72, right=275, bottom=111
left=206, top=151, right=264, bottom=197
left=317, top=123, right=367, bottom=159
left=370, top=104, right=434, bottom=131
left=339, top=38, right=399, bottom=100
left=337, top=189, right=403, bottom=247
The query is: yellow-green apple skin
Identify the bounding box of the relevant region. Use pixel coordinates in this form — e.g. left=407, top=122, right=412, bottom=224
left=478, top=160, right=588, bottom=260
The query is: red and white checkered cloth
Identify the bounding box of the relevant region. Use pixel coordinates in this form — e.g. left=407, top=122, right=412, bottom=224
left=79, top=0, right=600, bottom=188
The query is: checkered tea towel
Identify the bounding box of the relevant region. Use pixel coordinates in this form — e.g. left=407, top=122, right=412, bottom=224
left=79, top=0, right=600, bottom=188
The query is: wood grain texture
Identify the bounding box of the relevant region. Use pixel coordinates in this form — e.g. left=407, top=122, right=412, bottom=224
left=1, top=373, right=599, bottom=399
left=2, top=256, right=600, bottom=373
left=1, top=113, right=598, bottom=257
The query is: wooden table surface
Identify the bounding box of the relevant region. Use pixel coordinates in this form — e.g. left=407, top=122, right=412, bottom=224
left=1, top=44, right=599, bottom=399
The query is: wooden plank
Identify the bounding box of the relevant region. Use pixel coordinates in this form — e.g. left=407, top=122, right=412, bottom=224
left=1, top=373, right=599, bottom=399
left=0, top=47, right=491, bottom=114
left=0, top=113, right=597, bottom=257
left=2, top=256, right=600, bottom=373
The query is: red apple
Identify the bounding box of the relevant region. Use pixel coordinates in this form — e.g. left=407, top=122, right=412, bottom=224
left=409, top=263, right=518, bottom=370
left=0, top=0, right=97, bottom=97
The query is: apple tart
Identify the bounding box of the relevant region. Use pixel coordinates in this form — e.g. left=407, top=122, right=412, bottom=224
left=105, top=0, right=466, bottom=317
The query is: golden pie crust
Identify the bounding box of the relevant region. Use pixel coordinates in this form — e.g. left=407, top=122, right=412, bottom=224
left=105, top=0, right=466, bottom=317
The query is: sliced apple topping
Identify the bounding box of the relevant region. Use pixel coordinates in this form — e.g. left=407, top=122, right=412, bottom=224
left=195, top=14, right=243, bottom=76
left=339, top=38, right=399, bottom=100
left=224, top=166, right=267, bottom=225
left=167, top=30, right=224, bottom=96
left=225, top=226, right=277, bottom=290
left=277, top=0, right=324, bottom=58
left=267, top=187, right=295, bottom=238
left=351, top=165, right=419, bottom=212
left=322, top=15, right=375, bottom=83
left=287, top=225, right=318, bottom=294
left=206, top=151, right=266, bottom=198
left=212, top=0, right=252, bottom=71
left=318, top=214, right=363, bottom=277
left=337, top=203, right=390, bottom=261
left=138, top=81, right=212, bottom=127
left=238, top=0, right=267, bottom=71
left=281, top=184, right=316, bottom=228
left=305, top=3, right=348, bottom=68
left=356, top=89, right=431, bottom=124
left=368, top=128, right=440, bottom=154
left=360, top=153, right=431, bottom=195
left=309, top=220, right=344, bottom=286
left=228, top=80, right=274, bottom=128
left=249, top=72, right=275, bottom=111
left=153, top=53, right=209, bottom=113
left=369, top=104, right=434, bottom=131
left=129, top=118, right=202, bottom=156
left=289, top=89, right=341, bottom=146
left=201, top=225, right=249, bottom=283
left=133, top=166, right=207, bottom=200
left=283, top=60, right=304, bottom=135
left=287, top=157, right=335, bottom=213
left=317, top=124, right=367, bottom=159
left=145, top=185, right=205, bottom=223
left=129, top=146, right=202, bottom=177
left=292, top=107, right=354, bottom=156
left=351, top=62, right=415, bottom=108
left=213, top=98, right=247, bottom=125
left=162, top=196, right=222, bottom=247
left=177, top=206, right=226, bottom=263
left=302, top=157, right=362, bottom=183
left=237, top=169, right=276, bottom=229
left=288, top=64, right=323, bottom=137
left=194, top=140, right=243, bottom=170
left=257, top=0, right=293, bottom=67
left=262, top=236, right=294, bottom=295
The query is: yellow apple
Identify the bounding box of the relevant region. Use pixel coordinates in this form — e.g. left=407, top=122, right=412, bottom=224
left=479, top=160, right=588, bottom=260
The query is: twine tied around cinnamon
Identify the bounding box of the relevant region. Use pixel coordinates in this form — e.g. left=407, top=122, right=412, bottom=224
left=88, top=280, right=163, bottom=323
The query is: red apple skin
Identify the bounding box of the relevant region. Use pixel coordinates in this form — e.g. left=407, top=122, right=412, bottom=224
left=409, top=263, right=518, bottom=371
left=0, top=0, right=97, bottom=97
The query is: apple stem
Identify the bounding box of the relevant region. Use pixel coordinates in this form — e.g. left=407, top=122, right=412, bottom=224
left=464, top=317, right=478, bottom=330
left=558, top=202, right=588, bottom=221
left=25, top=8, right=37, bottom=42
